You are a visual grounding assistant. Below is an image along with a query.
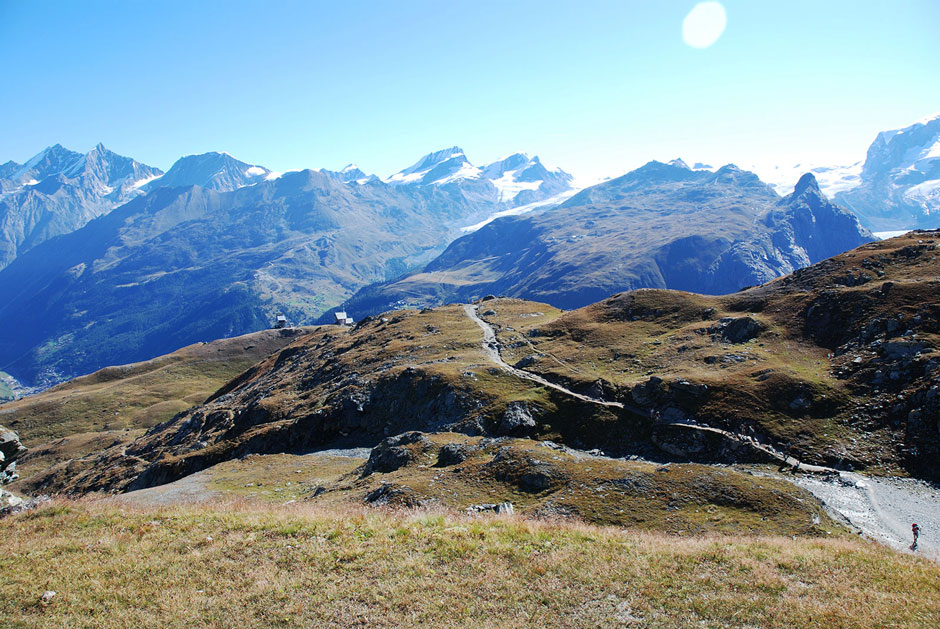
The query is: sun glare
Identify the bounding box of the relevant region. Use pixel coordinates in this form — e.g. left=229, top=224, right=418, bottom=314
left=682, top=1, right=727, bottom=49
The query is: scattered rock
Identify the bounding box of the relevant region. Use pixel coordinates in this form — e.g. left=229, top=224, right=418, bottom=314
left=465, top=502, right=514, bottom=515
left=670, top=379, right=708, bottom=399
left=513, top=355, right=541, bottom=369
left=0, top=494, right=51, bottom=519
left=790, top=396, right=811, bottom=411
left=881, top=340, right=925, bottom=359
left=497, top=401, right=537, bottom=436
left=1, top=428, right=26, bottom=506
left=0, top=426, right=27, bottom=485
left=0, top=490, right=23, bottom=509
left=709, top=316, right=765, bottom=343
left=362, top=432, right=430, bottom=475
left=631, top=376, right=665, bottom=406
left=519, top=469, right=554, bottom=492
left=363, top=482, right=421, bottom=507
left=436, top=443, right=477, bottom=467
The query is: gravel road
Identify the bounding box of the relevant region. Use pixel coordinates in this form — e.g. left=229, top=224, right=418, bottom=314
left=793, top=472, right=940, bottom=561
left=112, top=470, right=218, bottom=507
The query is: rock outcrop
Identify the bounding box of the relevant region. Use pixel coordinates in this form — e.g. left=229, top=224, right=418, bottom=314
left=0, top=426, right=35, bottom=514
left=0, top=426, right=26, bottom=485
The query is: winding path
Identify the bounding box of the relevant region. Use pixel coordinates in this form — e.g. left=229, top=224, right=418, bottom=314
left=464, top=303, right=836, bottom=466
left=463, top=303, right=623, bottom=409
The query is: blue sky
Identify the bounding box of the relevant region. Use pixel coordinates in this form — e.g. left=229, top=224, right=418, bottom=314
left=1, top=0, right=938, bottom=181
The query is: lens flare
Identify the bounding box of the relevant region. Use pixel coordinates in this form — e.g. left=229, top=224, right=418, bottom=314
left=682, top=2, right=727, bottom=49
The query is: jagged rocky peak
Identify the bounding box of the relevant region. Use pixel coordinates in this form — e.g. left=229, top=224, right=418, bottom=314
left=614, top=159, right=703, bottom=186
left=668, top=158, right=691, bottom=169
left=8, top=144, right=85, bottom=183
left=790, top=172, right=822, bottom=197
left=481, top=152, right=533, bottom=178
left=327, top=163, right=374, bottom=183
left=78, top=143, right=164, bottom=188
left=711, top=163, right=773, bottom=190
left=863, top=111, right=940, bottom=180
left=148, top=151, right=272, bottom=192
left=1, top=143, right=162, bottom=191
left=385, top=146, right=574, bottom=206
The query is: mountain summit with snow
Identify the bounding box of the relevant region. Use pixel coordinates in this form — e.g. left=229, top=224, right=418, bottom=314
left=835, top=112, right=940, bottom=230
left=0, top=143, right=163, bottom=268
left=386, top=147, right=574, bottom=207
left=146, top=152, right=272, bottom=192
left=386, top=147, right=477, bottom=186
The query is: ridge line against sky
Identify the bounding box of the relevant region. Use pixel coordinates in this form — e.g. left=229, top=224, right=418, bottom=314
left=0, top=0, right=938, bottom=182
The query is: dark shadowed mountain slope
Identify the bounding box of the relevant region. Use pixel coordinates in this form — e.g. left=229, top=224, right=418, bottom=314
left=343, top=163, right=873, bottom=315
left=0, top=170, right=494, bottom=386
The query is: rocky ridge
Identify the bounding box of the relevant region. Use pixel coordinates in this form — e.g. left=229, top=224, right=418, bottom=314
left=0, top=426, right=29, bottom=513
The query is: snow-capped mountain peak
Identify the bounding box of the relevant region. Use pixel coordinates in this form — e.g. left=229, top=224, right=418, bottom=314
left=386, top=146, right=476, bottom=185
left=148, top=152, right=271, bottom=192
left=323, top=164, right=374, bottom=184
left=667, top=158, right=691, bottom=170
left=12, top=144, right=85, bottom=182
left=835, top=113, right=940, bottom=230
left=387, top=146, right=575, bottom=207
left=482, top=153, right=574, bottom=204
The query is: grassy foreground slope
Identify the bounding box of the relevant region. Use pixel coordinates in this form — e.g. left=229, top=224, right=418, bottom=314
left=0, top=326, right=316, bottom=482
left=1, top=501, right=938, bottom=628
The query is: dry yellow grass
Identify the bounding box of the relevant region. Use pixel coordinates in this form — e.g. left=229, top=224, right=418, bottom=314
left=1, top=499, right=938, bottom=628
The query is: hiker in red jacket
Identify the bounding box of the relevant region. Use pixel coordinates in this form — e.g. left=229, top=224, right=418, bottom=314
left=911, top=523, right=920, bottom=550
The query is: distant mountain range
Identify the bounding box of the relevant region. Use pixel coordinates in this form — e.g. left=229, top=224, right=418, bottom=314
left=744, top=113, right=940, bottom=231
left=341, top=162, right=873, bottom=315
left=0, top=168, right=501, bottom=386
left=1, top=113, right=936, bottom=387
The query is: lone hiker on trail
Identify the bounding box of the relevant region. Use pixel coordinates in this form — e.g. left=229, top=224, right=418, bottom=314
left=911, top=523, right=920, bottom=550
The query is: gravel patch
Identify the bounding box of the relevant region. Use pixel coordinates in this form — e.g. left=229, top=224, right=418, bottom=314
left=303, top=447, right=371, bottom=459
left=793, top=472, right=940, bottom=561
